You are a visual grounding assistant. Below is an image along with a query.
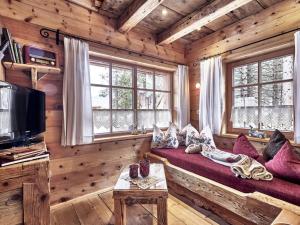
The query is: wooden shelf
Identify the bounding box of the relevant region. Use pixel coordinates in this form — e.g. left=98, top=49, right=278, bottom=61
left=3, top=62, right=61, bottom=89
left=3, top=62, right=61, bottom=74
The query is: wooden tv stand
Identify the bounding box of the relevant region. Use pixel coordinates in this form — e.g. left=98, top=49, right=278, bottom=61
left=0, top=157, right=50, bottom=225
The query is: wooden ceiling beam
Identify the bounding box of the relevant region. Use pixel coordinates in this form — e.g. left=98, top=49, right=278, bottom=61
left=157, top=0, right=253, bottom=45
left=66, top=0, right=98, bottom=12
left=118, top=0, right=164, bottom=33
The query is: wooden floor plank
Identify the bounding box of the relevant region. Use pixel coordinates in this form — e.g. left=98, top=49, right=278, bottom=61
left=142, top=203, right=186, bottom=225
left=88, top=195, right=115, bottom=225
left=100, top=191, right=157, bottom=225
left=50, top=202, right=81, bottom=225
left=72, top=198, right=105, bottom=225
left=99, top=191, right=114, bottom=211
left=51, top=190, right=224, bottom=225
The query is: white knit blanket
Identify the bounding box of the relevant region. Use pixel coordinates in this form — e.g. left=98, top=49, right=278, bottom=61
left=201, top=145, right=273, bottom=181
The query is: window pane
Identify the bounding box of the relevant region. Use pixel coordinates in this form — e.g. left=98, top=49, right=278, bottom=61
left=137, top=69, right=153, bottom=89
left=233, top=63, right=258, bottom=86
left=112, top=110, right=134, bottom=132
left=93, top=110, right=110, bottom=134
left=155, top=92, right=170, bottom=109
left=232, top=86, right=258, bottom=128
left=137, top=90, right=153, bottom=109
left=233, top=86, right=258, bottom=107
left=260, top=82, right=293, bottom=106
left=261, top=55, right=293, bottom=83
left=90, top=63, right=109, bottom=85
left=232, top=107, right=259, bottom=129
left=91, top=86, right=110, bottom=109
left=112, top=88, right=132, bottom=109
left=156, top=111, right=171, bottom=128
left=260, top=82, right=293, bottom=131
left=260, top=106, right=293, bottom=131
left=112, top=65, right=133, bottom=87
left=137, top=111, right=155, bottom=129
left=155, top=73, right=170, bottom=91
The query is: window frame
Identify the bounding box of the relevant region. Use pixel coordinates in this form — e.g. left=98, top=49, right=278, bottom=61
left=225, top=48, right=295, bottom=139
left=90, top=57, right=173, bottom=138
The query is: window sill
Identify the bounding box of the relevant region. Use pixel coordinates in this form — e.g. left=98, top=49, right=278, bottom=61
left=93, top=133, right=152, bottom=144
left=218, top=133, right=300, bottom=148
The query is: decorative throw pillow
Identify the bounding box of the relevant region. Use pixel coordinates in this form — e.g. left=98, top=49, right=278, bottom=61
left=265, top=141, right=300, bottom=182
left=199, top=126, right=216, bottom=148
left=177, top=124, right=190, bottom=146
left=233, top=133, right=259, bottom=159
left=151, top=125, right=166, bottom=149
left=184, top=125, right=216, bottom=148
left=164, top=123, right=179, bottom=148
left=185, top=144, right=202, bottom=154
left=263, top=129, right=286, bottom=161
left=185, top=124, right=201, bottom=146
left=151, top=124, right=179, bottom=149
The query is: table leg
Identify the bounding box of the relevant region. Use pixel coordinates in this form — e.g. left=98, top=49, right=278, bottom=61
left=114, top=198, right=126, bottom=225
left=157, top=197, right=167, bottom=225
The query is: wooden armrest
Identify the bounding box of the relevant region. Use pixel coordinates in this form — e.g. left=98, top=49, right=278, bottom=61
left=272, top=209, right=300, bottom=225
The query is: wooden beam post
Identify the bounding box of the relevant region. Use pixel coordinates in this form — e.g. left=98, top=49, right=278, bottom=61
left=118, top=0, right=164, bottom=33
left=157, top=0, right=253, bottom=45
left=31, top=67, right=38, bottom=89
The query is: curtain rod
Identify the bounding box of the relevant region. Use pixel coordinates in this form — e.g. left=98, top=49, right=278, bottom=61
left=39, top=27, right=180, bottom=66
left=195, top=27, right=300, bottom=63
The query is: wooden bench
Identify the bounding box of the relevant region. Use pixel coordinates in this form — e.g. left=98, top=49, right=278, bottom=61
left=145, top=152, right=300, bottom=225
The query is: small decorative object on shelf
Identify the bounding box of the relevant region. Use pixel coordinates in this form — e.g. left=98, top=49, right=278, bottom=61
left=141, top=125, right=147, bottom=134
left=248, top=125, right=266, bottom=139
left=129, top=164, right=139, bottom=179
left=129, top=124, right=138, bottom=135
left=139, top=159, right=150, bottom=177
left=24, top=45, right=57, bottom=67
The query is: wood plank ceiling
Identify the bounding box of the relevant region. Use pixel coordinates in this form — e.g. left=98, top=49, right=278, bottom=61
left=68, top=0, right=284, bottom=45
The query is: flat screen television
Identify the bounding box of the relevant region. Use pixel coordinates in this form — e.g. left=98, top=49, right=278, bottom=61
left=0, top=81, right=45, bottom=149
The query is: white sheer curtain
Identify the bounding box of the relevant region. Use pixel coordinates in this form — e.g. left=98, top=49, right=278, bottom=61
left=294, top=31, right=300, bottom=143
left=199, top=56, right=225, bottom=134
left=175, top=65, right=190, bottom=130
left=61, top=37, right=93, bottom=146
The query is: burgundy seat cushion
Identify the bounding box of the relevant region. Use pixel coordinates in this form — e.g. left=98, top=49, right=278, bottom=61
left=233, top=133, right=259, bottom=159
left=151, top=147, right=300, bottom=206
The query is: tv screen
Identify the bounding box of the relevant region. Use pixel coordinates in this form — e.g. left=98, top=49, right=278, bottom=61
left=0, top=81, right=45, bottom=147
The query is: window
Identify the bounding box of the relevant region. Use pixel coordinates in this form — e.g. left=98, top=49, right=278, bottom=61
left=90, top=59, right=172, bottom=136
left=227, top=49, right=294, bottom=135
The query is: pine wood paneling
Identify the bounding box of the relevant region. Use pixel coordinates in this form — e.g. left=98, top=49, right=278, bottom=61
left=187, top=0, right=299, bottom=129
left=157, top=0, right=253, bottom=44
left=186, top=0, right=300, bottom=62
left=0, top=16, right=155, bottom=205
left=0, top=189, right=23, bottom=225
left=0, top=0, right=185, bottom=64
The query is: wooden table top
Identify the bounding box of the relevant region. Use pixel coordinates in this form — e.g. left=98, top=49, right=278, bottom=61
left=114, top=163, right=167, bottom=193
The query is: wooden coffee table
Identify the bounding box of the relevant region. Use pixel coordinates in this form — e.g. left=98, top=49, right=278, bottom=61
left=113, top=163, right=168, bottom=225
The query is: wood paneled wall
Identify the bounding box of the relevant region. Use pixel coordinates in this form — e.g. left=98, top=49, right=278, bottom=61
left=187, top=0, right=300, bottom=129
left=0, top=0, right=185, bottom=65
left=0, top=16, right=155, bottom=205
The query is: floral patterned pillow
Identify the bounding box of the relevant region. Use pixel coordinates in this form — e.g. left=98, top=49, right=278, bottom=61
left=185, top=124, right=201, bottom=146
left=185, top=125, right=216, bottom=148
left=177, top=124, right=189, bottom=146
left=164, top=123, right=179, bottom=148
left=151, top=125, right=166, bottom=149
left=199, top=126, right=216, bottom=148
left=151, top=124, right=179, bottom=149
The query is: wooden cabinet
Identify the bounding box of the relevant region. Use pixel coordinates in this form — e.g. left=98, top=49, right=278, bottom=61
left=0, top=159, right=50, bottom=225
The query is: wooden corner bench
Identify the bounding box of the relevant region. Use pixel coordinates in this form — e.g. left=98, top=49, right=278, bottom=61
left=145, top=152, right=300, bottom=225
